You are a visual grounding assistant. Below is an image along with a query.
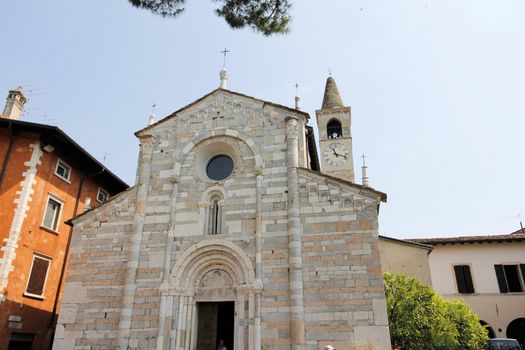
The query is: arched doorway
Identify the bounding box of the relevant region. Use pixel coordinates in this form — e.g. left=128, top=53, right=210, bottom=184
left=157, top=240, right=262, bottom=350
left=480, top=320, right=496, bottom=338
left=507, top=318, right=525, bottom=347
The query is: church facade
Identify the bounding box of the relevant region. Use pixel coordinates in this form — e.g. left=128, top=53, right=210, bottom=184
left=53, top=74, right=391, bottom=350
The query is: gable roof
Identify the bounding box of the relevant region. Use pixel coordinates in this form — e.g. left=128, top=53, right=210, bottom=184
left=379, top=235, right=433, bottom=250
left=298, top=167, right=387, bottom=203
left=0, top=117, right=129, bottom=193
left=66, top=185, right=137, bottom=225
left=135, top=88, right=310, bottom=137
left=410, top=233, right=525, bottom=245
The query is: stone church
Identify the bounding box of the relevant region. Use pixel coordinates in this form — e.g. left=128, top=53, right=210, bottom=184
left=54, top=72, right=391, bottom=350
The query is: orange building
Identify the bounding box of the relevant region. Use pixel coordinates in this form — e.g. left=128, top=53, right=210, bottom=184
left=0, top=88, right=128, bottom=349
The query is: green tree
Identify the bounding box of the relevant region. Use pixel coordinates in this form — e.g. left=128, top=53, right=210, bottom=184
left=443, top=299, right=489, bottom=350
left=384, top=272, right=488, bottom=350
left=127, top=0, right=292, bottom=35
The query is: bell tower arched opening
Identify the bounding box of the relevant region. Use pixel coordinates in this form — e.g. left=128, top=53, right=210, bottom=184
left=327, top=118, right=343, bottom=139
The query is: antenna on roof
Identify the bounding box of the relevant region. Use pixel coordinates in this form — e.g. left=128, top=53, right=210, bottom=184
left=513, top=211, right=525, bottom=233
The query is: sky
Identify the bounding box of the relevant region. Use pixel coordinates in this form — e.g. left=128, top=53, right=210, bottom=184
left=1, top=0, right=524, bottom=238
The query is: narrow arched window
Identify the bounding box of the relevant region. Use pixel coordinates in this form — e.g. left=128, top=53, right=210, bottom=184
left=327, top=119, right=342, bottom=139
left=205, top=194, right=223, bottom=235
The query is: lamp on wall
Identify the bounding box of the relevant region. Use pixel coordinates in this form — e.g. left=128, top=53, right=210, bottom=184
left=41, top=143, right=55, bottom=153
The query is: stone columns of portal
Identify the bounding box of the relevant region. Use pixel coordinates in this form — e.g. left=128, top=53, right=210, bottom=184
left=117, top=135, right=155, bottom=350
left=285, top=116, right=306, bottom=349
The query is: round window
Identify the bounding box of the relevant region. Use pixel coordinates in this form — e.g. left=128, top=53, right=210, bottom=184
left=206, top=155, right=234, bottom=181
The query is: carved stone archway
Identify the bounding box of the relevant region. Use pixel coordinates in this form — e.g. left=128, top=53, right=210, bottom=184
left=156, top=240, right=261, bottom=350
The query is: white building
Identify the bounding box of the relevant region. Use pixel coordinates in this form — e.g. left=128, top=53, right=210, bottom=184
left=412, top=232, right=525, bottom=347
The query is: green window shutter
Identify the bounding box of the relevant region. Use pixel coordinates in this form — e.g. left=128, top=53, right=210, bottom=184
left=494, top=264, right=508, bottom=293
left=463, top=266, right=475, bottom=293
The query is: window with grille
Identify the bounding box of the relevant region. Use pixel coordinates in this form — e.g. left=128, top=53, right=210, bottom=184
left=25, top=255, right=51, bottom=298
left=454, top=265, right=475, bottom=293
left=495, top=264, right=525, bottom=293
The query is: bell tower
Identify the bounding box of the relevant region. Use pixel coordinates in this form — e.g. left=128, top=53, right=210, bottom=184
left=316, top=76, right=355, bottom=182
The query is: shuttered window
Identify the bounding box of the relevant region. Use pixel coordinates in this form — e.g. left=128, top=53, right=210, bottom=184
left=454, top=265, right=475, bottom=293
left=495, top=264, right=525, bottom=293
left=25, top=255, right=51, bottom=297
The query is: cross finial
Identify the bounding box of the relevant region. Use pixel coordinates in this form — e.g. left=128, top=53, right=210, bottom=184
left=362, top=154, right=367, bottom=166
left=221, top=48, right=230, bottom=68
left=295, top=83, right=299, bottom=95
left=328, top=68, right=333, bottom=76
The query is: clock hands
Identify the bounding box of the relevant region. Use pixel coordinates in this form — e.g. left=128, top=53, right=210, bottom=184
left=331, top=146, right=348, bottom=159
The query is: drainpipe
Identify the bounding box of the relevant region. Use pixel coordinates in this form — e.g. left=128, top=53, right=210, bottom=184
left=0, top=122, right=15, bottom=191
left=49, top=167, right=105, bottom=329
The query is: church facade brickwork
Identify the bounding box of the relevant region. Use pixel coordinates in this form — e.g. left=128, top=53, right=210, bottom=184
left=54, top=82, right=391, bottom=350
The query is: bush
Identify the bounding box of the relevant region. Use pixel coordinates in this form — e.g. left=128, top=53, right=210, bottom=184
left=384, top=273, right=488, bottom=350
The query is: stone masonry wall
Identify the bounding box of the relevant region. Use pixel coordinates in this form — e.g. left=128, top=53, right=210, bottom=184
left=53, top=188, right=136, bottom=349
left=297, top=170, right=390, bottom=350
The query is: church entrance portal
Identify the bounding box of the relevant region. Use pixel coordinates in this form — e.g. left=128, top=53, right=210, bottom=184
left=196, top=301, right=235, bottom=350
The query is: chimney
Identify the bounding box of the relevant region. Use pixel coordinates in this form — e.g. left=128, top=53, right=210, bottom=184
left=2, top=87, right=26, bottom=120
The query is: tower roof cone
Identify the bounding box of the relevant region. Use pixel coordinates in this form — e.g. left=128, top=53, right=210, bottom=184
left=321, top=76, right=344, bottom=109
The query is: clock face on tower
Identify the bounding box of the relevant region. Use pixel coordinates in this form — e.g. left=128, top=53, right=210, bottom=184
left=323, top=143, right=349, bottom=167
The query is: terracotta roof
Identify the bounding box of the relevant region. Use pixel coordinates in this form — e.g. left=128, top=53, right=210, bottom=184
left=379, top=235, right=433, bottom=250
left=410, top=233, right=525, bottom=245
left=511, top=228, right=525, bottom=235
left=0, top=117, right=129, bottom=192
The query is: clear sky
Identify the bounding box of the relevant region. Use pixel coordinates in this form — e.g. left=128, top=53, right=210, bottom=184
left=1, top=0, right=524, bottom=238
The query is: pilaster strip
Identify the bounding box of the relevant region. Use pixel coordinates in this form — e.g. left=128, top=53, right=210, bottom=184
left=0, top=141, right=42, bottom=300
left=285, top=116, right=306, bottom=350
left=117, top=136, right=154, bottom=349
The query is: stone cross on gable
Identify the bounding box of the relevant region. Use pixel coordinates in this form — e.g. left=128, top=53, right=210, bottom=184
left=221, top=48, right=230, bottom=68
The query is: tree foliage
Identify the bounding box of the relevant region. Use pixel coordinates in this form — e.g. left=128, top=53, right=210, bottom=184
left=384, top=273, right=488, bottom=350
left=127, top=0, right=292, bottom=35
